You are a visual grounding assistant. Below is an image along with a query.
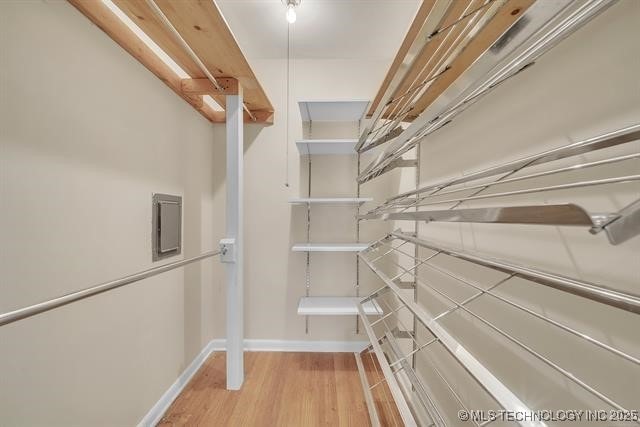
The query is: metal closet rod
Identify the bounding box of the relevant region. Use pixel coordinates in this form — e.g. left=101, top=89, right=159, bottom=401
left=372, top=238, right=640, bottom=366
left=0, top=250, right=220, bottom=327
left=358, top=252, right=539, bottom=424
left=388, top=124, right=640, bottom=204
left=356, top=303, right=419, bottom=427
left=361, top=127, right=639, bottom=217
left=390, top=231, right=640, bottom=314
left=364, top=241, right=634, bottom=415
left=387, top=152, right=640, bottom=211
left=375, top=288, right=510, bottom=427
left=367, top=200, right=640, bottom=246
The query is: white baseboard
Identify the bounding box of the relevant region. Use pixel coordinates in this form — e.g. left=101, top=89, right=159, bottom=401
left=210, top=338, right=369, bottom=353
left=137, top=341, right=217, bottom=427
left=138, top=338, right=367, bottom=426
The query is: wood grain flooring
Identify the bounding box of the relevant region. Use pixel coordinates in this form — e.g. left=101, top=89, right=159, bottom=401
left=158, top=352, right=383, bottom=426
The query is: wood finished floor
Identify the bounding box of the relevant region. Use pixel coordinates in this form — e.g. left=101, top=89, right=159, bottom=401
left=158, top=352, right=398, bottom=426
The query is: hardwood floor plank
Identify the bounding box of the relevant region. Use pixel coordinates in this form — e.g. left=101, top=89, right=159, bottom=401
left=159, top=352, right=388, bottom=426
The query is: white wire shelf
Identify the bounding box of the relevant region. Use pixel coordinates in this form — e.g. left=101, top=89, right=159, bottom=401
left=298, top=100, right=369, bottom=122
left=291, top=243, right=370, bottom=252
left=296, top=139, right=358, bottom=155
left=289, top=197, right=373, bottom=206
left=297, top=297, right=382, bottom=316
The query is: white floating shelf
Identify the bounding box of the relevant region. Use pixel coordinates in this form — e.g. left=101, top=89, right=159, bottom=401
left=292, top=243, right=370, bottom=252
left=298, top=100, right=370, bottom=122
left=289, top=197, right=373, bottom=206
left=296, top=139, right=358, bottom=155
left=297, top=297, right=382, bottom=316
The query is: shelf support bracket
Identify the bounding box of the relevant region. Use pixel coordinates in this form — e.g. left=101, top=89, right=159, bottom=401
left=591, top=199, right=640, bottom=245
left=225, top=83, right=244, bottom=390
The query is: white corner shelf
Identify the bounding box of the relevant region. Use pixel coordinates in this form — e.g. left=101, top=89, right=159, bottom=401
left=297, top=297, right=382, bottom=316
left=298, top=100, right=370, bottom=122
left=296, top=139, right=358, bottom=155
left=289, top=197, right=373, bottom=206
left=292, top=243, right=369, bottom=252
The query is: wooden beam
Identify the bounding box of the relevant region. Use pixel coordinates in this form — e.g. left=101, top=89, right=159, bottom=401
left=154, top=0, right=273, bottom=112
left=68, top=0, right=274, bottom=125
left=366, top=0, right=437, bottom=117
left=68, top=0, right=217, bottom=122
left=181, top=77, right=240, bottom=96
left=110, top=0, right=226, bottom=109
left=408, top=0, right=535, bottom=119
left=246, top=110, right=274, bottom=125
left=389, top=0, right=485, bottom=118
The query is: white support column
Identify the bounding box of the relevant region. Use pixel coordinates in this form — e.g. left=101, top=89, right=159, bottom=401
left=224, top=86, right=244, bottom=390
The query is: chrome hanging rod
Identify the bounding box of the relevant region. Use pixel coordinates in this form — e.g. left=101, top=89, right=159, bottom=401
left=391, top=231, right=640, bottom=314
left=394, top=152, right=640, bottom=212
left=0, top=250, right=220, bottom=327
left=380, top=252, right=634, bottom=414
left=359, top=255, right=544, bottom=427
left=389, top=124, right=640, bottom=203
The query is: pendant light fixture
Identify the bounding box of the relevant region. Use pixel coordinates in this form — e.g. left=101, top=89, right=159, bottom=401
left=283, top=0, right=301, bottom=24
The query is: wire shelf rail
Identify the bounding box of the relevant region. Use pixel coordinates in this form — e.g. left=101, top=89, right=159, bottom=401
left=356, top=232, right=640, bottom=426
left=356, top=0, right=615, bottom=184
left=359, top=125, right=640, bottom=246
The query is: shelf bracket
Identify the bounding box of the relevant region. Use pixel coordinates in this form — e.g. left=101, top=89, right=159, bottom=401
left=591, top=199, right=640, bottom=245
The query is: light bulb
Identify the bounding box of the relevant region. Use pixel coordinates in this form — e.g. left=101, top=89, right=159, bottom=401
left=286, top=4, right=297, bottom=23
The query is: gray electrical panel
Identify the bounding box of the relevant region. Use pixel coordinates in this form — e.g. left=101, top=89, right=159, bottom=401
left=152, top=194, right=182, bottom=261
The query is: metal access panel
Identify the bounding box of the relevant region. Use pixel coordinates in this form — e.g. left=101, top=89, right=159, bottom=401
left=152, top=194, right=182, bottom=261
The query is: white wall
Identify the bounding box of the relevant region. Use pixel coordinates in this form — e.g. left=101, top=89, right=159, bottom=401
left=219, top=58, right=393, bottom=342
left=380, top=1, right=640, bottom=421
left=0, top=1, right=225, bottom=425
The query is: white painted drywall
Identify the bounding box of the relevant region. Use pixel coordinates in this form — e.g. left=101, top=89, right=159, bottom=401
left=219, top=58, right=394, bottom=342
left=0, top=2, right=225, bottom=425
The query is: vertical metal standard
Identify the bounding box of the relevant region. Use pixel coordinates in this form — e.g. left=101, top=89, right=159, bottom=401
left=225, top=87, right=244, bottom=390
left=305, top=120, right=312, bottom=334
left=355, top=119, right=362, bottom=334
left=412, top=143, right=420, bottom=373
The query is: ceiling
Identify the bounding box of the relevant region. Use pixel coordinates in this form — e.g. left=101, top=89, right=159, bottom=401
left=216, top=0, right=421, bottom=60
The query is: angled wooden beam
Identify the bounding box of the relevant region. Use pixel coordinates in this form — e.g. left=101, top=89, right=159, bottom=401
left=367, top=0, right=437, bottom=118
left=110, top=0, right=226, bottom=109
left=389, top=0, right=485, bottom=118
left=408, top=0, right=534, bottom=119
left=181, top=77, right=239, bottom=96
left=68, top=0, right=274, bottom=125
left=154, top=0, right=273, bottom=112
left=68, top=0, right=218, bottom=122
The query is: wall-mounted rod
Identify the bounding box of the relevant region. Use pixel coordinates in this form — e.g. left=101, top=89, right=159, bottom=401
left=0, top=250, right=220, bottom=327
left=399, top=175, right=640, bottom=209
left=391, top=231, right=640, bottom=314
left=388, top=124, right=640, bottom=203
left=359, top=253, right=543, bottom=427
left=357, top=304, right=419, bottom=427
